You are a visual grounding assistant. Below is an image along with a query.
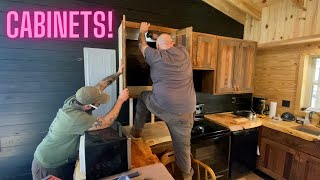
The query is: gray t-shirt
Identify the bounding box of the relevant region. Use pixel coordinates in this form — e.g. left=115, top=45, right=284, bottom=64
left=144, top=45, right=196, bottom=114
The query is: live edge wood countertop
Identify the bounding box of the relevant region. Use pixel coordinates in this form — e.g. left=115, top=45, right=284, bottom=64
left=205, top=113, right=320, bottom=142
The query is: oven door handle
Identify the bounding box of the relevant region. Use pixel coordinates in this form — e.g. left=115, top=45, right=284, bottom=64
left=193, top=132, right=230, bottom=141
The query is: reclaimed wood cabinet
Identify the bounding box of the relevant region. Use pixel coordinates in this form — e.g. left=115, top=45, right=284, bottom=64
left=118, top=15, right=256, bottom=96
left=118, top=16, right=192, bottom=98
left=215, top=38, right=256, bottom=94
left=235, top=42, right=256, bottom=93
left=258, top=127, right=320, bottom=180
left=216, top=39, right=240, bottom=94
left=192, top=32, right=218, bottom=70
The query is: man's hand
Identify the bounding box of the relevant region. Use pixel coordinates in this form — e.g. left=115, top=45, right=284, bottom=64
left=118, top=64, right=124, bottom=74
left=118, top=88, right=129, bottom=102
left=140, top=22, right=150, bottom=34
left=88, top=88, right=129, bottom=131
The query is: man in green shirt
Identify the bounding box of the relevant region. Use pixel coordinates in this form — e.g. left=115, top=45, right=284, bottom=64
left=32, top=66, right=129, bottom=180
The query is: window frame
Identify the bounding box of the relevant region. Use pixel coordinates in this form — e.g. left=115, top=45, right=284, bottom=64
left=311, top=57, right=320, bottom=108
left=295, top=54, right=320, bottom=115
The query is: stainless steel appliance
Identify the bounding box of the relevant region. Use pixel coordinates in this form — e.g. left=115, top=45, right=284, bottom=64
left=191, top=117, right=231, bottom=180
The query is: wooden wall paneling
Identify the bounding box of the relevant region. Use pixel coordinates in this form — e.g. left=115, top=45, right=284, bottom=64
left=266, top=2, right=279, bottom=42
left=293, top=4, right=307, bottom=38
left=304, top=0, right=319, bottom=36
left=243, top=15, right=252, bottom=41
left=244, top=15, right=261, bottom=42
left=254, top=42, right=320, bottom=115
left=244, top=0, right=320, bottom=44
left=259, top=5, right=270, bottom=43
left=316, top=0, right=320, bottom=34
left=291, top=0, right=307, bottom=10
left=275, top=0, right=287, bottom=41
left=254, top=52, right=299, bottom=114
left=252, top=15, right=261, bottom=42
left=284, top=0, right=297, bottom=40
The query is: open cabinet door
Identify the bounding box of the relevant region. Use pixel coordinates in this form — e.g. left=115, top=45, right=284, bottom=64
left=171, top=27, right=193, bottom=58
left=118, top=15, right=126, bottom=92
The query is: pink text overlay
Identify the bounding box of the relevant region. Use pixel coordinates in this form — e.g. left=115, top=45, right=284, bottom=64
left=6, top=10, right=114, bottom=39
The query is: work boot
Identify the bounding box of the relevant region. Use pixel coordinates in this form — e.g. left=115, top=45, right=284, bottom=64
left=130, top=127, right=142, bottom=141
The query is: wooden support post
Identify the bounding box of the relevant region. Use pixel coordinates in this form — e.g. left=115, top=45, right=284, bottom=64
left=129, top=98, right=133, bottom=127
left=151, top=113, right=155, bottom=124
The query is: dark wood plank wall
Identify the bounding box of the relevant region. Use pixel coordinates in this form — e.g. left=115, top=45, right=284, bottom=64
left=0, top=0, right=243, bottom=179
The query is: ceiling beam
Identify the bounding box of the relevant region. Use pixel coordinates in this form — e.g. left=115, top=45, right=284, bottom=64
left=202, top=0, right=246, bottom=24
left=291, top=0, right=307, bottom=11
left=226, top=0, right=262, bottom=20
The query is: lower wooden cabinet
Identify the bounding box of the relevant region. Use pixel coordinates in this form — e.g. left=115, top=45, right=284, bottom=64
left=258, top=128, right=320, bottom=180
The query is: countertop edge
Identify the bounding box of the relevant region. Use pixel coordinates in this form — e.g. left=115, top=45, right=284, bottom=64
left=205, top=113, right=320, bottom=142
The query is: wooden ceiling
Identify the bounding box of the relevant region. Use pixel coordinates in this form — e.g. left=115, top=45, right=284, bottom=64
left=203, top=0, right=306, bottom=24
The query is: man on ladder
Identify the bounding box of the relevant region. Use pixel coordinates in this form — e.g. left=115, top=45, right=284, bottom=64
left=130, top=22, right=196, bottom=180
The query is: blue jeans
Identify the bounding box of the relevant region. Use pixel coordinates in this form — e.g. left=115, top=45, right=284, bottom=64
left=134, top=91, right=194, bottom=180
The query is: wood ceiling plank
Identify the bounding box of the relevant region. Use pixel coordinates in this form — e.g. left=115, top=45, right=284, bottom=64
left=202, top=0, right=246, bottom=24
left=226, top=0, right=262, bottom=20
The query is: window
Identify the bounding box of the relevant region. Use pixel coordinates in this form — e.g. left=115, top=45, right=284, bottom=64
left=311, top=58, right=320, bottom=108
left=297, top=56, right=320, bottom=113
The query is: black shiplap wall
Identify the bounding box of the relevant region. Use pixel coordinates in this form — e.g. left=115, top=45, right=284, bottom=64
left=0, top=0, right=243, bottom=179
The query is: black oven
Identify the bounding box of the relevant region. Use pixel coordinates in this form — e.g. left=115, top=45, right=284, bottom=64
left=191, top=119, right=231, bottom=180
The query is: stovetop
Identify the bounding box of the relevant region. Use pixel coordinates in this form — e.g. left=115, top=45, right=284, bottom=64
left=191, top=118, right=230, bottom=138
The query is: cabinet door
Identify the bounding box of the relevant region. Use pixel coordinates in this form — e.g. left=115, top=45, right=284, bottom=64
left=234, top=42, right=256, bottom=93
left=296, top=152, right=320, bottom=180
left=171, top=27, right=193, bottom=58
left=215, top=39, right=239, bottom=94
left=258, top=138, right=299, bottom=179
left=118, top=15, right=126, bottom=92
left=194, top=35, right=218, bottom=70
left=84, top=48, right=117, bottom=117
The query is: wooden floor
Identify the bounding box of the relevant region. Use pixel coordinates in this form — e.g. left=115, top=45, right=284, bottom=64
left=231, top=162, right=272, bottom=180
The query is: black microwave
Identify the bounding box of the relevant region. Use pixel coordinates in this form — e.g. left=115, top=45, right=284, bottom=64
left=83, top=127, right=131, bottom=180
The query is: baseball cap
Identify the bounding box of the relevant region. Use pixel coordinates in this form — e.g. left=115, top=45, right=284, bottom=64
left=75, top=86, right=110, bottom=105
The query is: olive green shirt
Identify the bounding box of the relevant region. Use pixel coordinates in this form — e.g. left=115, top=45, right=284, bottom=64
left=34, top=95, right=97, bottom=168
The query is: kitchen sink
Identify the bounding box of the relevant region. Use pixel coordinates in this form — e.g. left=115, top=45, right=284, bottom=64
left=293, top=125, right=320, bottom=136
